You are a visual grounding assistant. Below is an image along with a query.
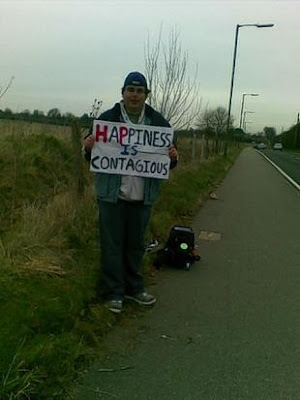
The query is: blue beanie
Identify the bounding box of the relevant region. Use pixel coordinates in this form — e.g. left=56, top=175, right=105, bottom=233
left=122, top=71, right=149, bottom=93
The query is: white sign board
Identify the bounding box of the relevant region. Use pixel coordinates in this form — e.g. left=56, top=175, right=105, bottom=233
left=90, top=120, right=174, bottom=180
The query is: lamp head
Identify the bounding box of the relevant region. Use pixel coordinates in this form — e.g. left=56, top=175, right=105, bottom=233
left=256, top=24, right=274, bottom=28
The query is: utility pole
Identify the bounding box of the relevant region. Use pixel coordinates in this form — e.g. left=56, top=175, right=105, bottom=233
left=191, top=131, right=196, bottom=162
left=294, top=112, right=300, bottom=148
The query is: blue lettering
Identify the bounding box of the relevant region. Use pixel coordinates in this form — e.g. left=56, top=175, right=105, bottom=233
left=119, top=157, right=126, bottom=169
left=134, top=129, right=144, bottom=145
left=131, top=145, right=138, bottom=156
left=126, top=158, right=135, bottom=171
left=143, top=160, right=150, bottom=173
left=144, top=129, right=153, bottom=146
left=120, top=144, right=130, bottom=155
left=152, top=131, right=161, bottom=147
left=91, top=155, right=100, bottom=170
left=135, top=160, right=143, bottom=173
left=150, top=162, right=157, bottom=173
left=128, top=128, right=136, bottom=144
left=162, top=163, right=168, bottom=175
left=165, top=133, right=172, bottom=147
left=109, top=126, right=119, bottom=143
left=110, top=157, right=119, bottom=169
left=100, top=156, right=110, bottom=169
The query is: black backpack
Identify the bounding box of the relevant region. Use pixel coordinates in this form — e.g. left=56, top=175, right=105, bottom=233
left=154, top=226, right=200, bottom=270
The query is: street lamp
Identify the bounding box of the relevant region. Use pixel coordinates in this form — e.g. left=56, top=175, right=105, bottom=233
left=226, top=23, right=274, bottom=133
left=239, top=94, right=258, bottom=128
left=243, top=111, right=255, bottom=131
left=244, top=121, right=253, bottom=134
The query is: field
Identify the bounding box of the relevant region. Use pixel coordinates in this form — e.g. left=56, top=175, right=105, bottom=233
left=0, top=120, right=241, bottom=399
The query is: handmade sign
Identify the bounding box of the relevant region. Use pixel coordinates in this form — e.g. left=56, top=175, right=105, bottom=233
left=90, top=120, right=174, bottom=179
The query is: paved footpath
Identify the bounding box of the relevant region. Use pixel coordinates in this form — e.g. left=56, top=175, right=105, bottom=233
left=75, top=148, right=300, bottom=400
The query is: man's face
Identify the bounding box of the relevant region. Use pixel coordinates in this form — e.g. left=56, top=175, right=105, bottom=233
left=122, top=85, right=147, bottom=114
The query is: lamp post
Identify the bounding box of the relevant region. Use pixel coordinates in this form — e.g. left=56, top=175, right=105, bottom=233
left=294, top=112, right=300, bottom=148
left=243, top=111, right=255, bottom=131
left=244, top=121, right=253, bottom=134
left=226, top=23, right=274, bottom=134
left=239, top=94, right=258, bottom=128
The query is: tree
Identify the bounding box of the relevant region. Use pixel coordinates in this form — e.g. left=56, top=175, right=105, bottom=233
left=197, top=108, right=215, bottom=135
left=19, top=109, right=31, bottom=121
left=47, top=108, right=61, bottom=119
left=263, top=126, right=276, bottom=144
left=197, top=106, right=233, bottom=135
left=196, top=106, right=234, bottom=155
left=33, top=109, right=44, bottom=117
left=144, top=26, right=201, bottom=130
left=80, top=113, right=90, bottom=126
left=64, top=112, right=75, bottom=119
left=278, top=123, right=300, bottom=150
left=3, top=108, right=13, bottom=118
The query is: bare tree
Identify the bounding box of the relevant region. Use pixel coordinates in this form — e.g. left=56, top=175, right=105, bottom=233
left=214, top=107, right=230, bottom=135
left=0, top=76, right=14, bottom=100
left=197, top=106, right=232, bottom=135
left=144, top=26, right=201, bottom=130
left=196, top=106, right=234, bottom=155
left=47, top=108, right=61, bottom=119
left=197, top=109, right=215, bottom=134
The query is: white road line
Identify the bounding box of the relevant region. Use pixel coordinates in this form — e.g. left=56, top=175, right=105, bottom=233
left=257, top=151, right=300, bottom=192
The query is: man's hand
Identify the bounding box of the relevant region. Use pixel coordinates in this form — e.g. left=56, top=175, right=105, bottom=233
left=83, top=135, right=94, bottom=150
left=169, top=145, right=178, bottom=161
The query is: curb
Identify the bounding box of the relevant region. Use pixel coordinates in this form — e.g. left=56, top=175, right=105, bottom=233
left=258, top=150, right=300, bottom=192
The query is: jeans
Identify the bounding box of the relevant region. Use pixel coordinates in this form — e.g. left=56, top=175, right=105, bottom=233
left=97, top=199, right=152, bottom=301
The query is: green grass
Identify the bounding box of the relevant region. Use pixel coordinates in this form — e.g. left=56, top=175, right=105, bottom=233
left=0, top=127, right=241, bottom=399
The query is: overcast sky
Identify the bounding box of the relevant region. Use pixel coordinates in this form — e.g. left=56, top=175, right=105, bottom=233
left=1, top=0, right=299, bottom=134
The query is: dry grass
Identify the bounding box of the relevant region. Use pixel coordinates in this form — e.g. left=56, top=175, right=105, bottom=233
left=0, top=119, right=73, bottom=139
left=1, top=184, right=97, bottom=274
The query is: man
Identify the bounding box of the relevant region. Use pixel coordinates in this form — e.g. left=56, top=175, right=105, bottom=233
left=83, top=71, right=178, bottom=313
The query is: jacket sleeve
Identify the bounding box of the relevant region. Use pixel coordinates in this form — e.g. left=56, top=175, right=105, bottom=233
left=170, top=127, right=178, bottom=170
left=82, top=124, right=93, bottom=162
left=82, top=147, right=91, bottom=162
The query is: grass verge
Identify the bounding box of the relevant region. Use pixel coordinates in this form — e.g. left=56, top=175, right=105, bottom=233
left=0, top=130, right=241, bottom=399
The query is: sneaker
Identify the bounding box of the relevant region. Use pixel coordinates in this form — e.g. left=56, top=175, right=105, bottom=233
left=125, top=292, right=156, bottom=306
left=105, top=299, right=123, bottom=314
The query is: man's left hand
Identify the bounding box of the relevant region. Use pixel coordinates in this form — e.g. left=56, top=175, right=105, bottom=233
left=169, top=145, right=178, bottom=161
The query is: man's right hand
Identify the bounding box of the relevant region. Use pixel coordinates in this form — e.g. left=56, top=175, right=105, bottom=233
left=83, top=135, right=95, bottom=150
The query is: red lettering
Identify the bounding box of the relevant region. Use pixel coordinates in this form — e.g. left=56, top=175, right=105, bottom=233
left=119, top=126, right=128, bottom=145
left=95, top=124, right=108, bottom=142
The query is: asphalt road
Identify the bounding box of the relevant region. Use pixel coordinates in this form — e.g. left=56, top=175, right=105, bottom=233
left=75, top=147, right=300, bottom=400
left=261, top=149, right=300, bottom=185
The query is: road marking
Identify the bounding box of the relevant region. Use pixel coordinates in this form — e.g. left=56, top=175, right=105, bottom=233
left=258, top=151, right=300, bottom=192
left=199, top=231, right=222, bottom=241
